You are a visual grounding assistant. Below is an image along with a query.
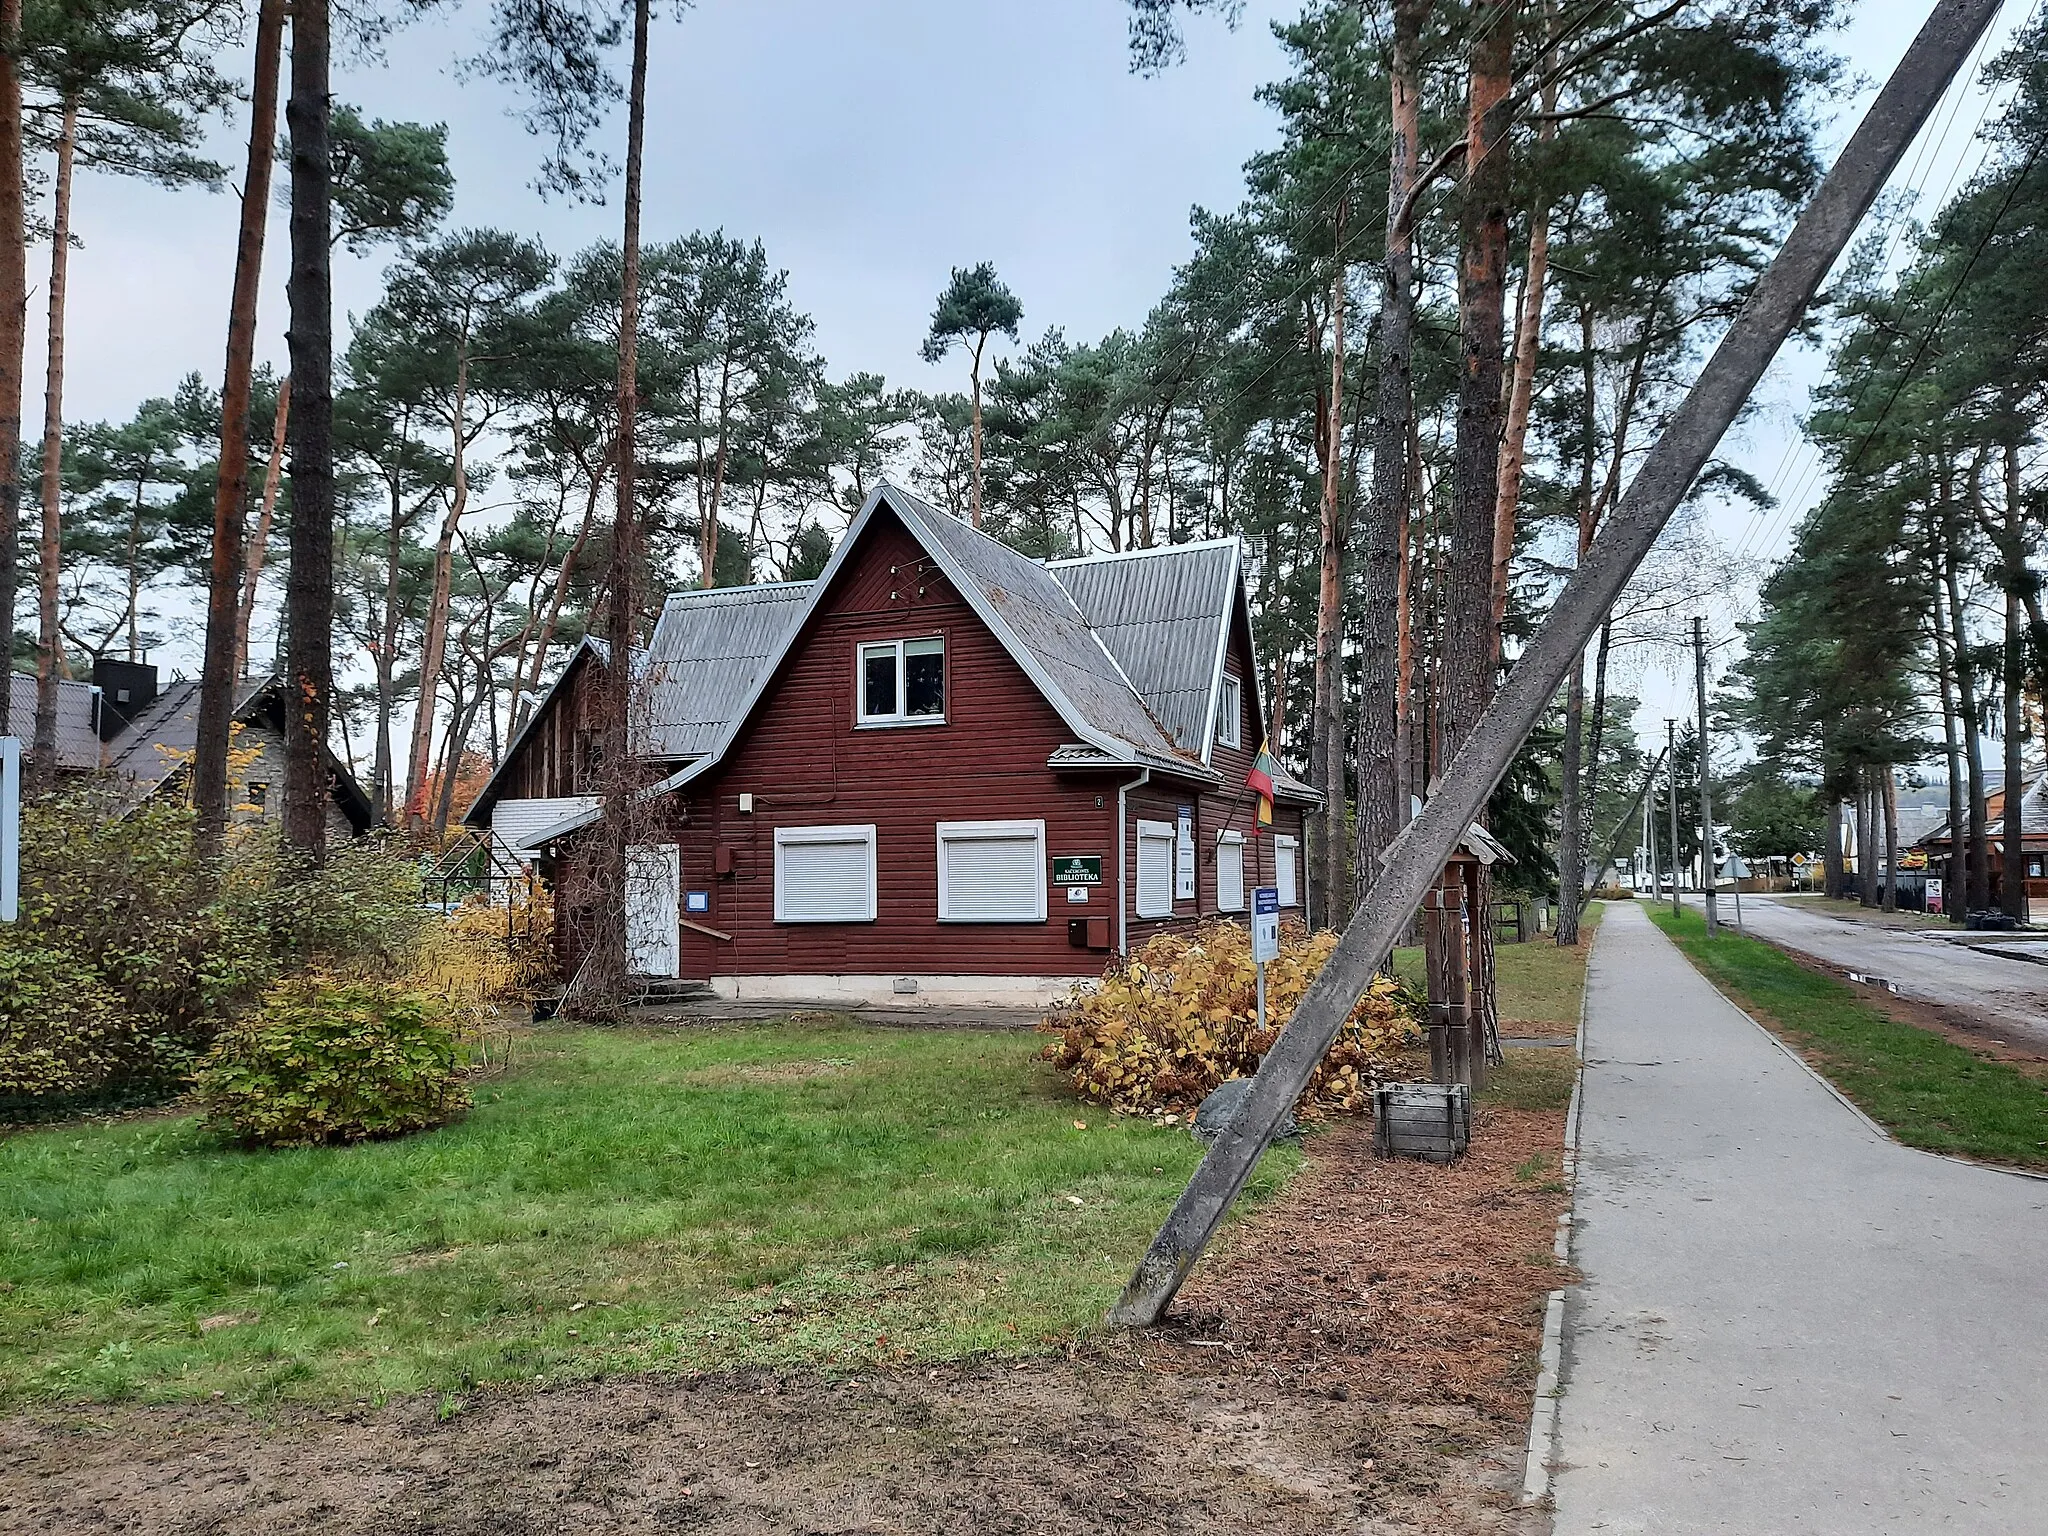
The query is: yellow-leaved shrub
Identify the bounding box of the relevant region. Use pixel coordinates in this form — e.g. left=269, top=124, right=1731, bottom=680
left=1038, top=921, right=1422, bottom=1116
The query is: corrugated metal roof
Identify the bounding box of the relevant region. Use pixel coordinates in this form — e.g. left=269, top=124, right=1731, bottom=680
left=100, top=675, right=270, bottom=802
left=640, top=581, right=813, bottom=758
left=885, top=487, right=1201, bottom=772
left=1047, top=541, right=1236, bottom=754
left=6, top=672, right=99, bottom=770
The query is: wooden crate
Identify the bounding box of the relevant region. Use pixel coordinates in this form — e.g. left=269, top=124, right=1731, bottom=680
left=1372, top=1082, right=1471, bottom=1163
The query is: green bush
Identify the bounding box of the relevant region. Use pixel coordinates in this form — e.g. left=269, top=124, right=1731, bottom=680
left=0, top=936, right=145, bottom=1115
left=2, top=783, right=433, bottom=1116
left=196, top=977, right=472, bottom=1148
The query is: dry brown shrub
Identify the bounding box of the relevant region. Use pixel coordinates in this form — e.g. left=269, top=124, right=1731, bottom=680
left=1038, top=921, right=1422, bottom=1117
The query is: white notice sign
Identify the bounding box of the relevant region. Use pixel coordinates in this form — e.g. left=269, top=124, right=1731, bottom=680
left=1251, top=886, right=1281, bottom=963
left=1175, top=806, right=1196, bottom=902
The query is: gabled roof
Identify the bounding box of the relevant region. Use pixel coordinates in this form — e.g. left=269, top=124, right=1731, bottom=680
left=517, top=484, right=1225, bottom=846
left=101, top=673, right=375, bottom=831
left=1047, top=538, right=1239, bottom=758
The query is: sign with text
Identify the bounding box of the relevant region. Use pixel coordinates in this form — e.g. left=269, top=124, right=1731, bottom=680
left=1251, top=886, right=1281, bottom=963
left=1175, top=806, right=1196, bottom=901
left=1050, top=855, right=1103, bottom=886
left=1926, top=877, right=1943, bottom=915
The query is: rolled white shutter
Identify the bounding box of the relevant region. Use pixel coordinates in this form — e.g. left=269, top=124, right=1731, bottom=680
left=775, top=826, right=877, bottom=921
left=1275, top=836, right=1299, bottom=907
left=1216, top=833, right=1245, bottom=912
left=1137, top=820, right=1175, bottom=918
left=938, top=821, right=1045, bottom=921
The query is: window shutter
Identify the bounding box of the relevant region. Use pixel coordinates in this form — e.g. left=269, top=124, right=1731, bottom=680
left=1216, top=833, right=1245, bottom=912
left=1137, top=820, right=1175, bottom=918
left=938, top=821, right=1046, bottom=922
left=774, top=825, right=877, bottom=922
left=1275, top=836, right=1299, bottom=908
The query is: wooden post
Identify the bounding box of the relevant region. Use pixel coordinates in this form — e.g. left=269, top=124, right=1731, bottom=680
left=1103, top=0, right=2003, bottom=1330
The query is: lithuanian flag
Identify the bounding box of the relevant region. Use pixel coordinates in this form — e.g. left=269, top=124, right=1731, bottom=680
left=1246, top=740, right=1276, bottom=828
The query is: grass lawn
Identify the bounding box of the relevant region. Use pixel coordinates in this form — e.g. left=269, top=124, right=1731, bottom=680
left=0, top=1022, right=1294, bottom=1406
left=1647, top=904, right=2048, bottom=1169
left=1392, top=900, right=1603, bottom=1034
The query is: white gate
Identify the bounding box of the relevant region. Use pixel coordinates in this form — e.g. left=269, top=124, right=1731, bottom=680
left=626, top=843, right=680, bottom=978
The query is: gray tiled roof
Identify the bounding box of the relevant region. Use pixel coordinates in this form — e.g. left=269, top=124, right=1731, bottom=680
left=641, top=582, right=813, bottom=759
left=1047, top=541, right=1237, bottom=754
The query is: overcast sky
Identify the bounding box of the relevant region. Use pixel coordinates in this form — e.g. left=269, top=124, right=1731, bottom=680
left=38, top=0, right=2034, bottom=750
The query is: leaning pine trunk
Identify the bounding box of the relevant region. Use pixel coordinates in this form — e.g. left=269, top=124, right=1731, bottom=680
left=283, top=0, right=336, bottom=861
left=403, top=343, right=472, bottom=830
left=29, top=95, right=76, bottom=782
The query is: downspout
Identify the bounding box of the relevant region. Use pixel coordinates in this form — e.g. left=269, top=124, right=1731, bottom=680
left=1117, top=767, right=1151, bottom=957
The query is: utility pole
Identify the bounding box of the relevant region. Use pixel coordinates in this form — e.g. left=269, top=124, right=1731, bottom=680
left=1666, top=718, right=1681, bottom=920
left=1102, top=0, right=2007, bottom=1331
left=1694, top=616, right=1719, bottom=937
left=1645, top=752, right=1658, bottom=904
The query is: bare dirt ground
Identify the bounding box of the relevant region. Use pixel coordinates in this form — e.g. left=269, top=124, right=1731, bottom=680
left=0, top=1109, right=1567, bottom=1536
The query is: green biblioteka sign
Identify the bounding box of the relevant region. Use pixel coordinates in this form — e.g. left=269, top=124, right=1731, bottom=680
left=1050, top=855, right=1103, bottom=886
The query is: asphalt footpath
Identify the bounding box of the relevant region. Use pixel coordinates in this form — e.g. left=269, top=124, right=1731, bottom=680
left=1550, top=900, right=2048, bottom=1533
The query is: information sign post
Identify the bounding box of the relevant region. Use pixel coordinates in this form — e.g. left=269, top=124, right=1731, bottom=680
left=1251, top=886, right=1279, bottom=1034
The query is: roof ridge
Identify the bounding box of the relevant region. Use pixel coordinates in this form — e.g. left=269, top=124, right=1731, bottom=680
left=1044, top=535, right=1241, bottom=566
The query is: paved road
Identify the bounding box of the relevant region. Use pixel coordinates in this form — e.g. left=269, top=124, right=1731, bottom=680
left=1715, top=894, right=2048, bottom=1051
left=1551, top=902, right=2048, bottom=1534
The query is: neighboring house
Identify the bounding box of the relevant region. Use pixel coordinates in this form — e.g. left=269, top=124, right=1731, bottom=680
left=1919, top=772, right=2047, bottom=905
left=465, top=482, right=1320, bottom=1004
left=5, top=671, right=101, bottom=769
left=96, top=663, right=374, bottom=839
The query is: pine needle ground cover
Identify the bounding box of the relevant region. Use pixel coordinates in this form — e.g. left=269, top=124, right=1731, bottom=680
left=1648, top=904, right=2048, bottom=1169
left=0, top=1022, right=1294, bottom=1405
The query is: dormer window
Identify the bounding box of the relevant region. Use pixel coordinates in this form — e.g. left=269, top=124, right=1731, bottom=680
left=858, top=637, right=945, bottom=725
left=1216, top=674, right=1243, bottom=749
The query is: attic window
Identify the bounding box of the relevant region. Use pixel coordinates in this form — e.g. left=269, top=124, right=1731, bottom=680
left=1217, top=675, right=1242, bottom=750
left=858, top=637, right=945, bottom=725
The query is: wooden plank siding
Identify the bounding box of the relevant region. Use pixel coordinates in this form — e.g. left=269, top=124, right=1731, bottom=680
left=1122, top=597, right=1308, bottom=948
left=499, top=649, right=606, bottom=803
left=668, top=507, right=1131, bottom=980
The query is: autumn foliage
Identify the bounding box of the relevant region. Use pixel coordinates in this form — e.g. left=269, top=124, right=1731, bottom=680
left=1039, top=922, right=1421, bottom=1116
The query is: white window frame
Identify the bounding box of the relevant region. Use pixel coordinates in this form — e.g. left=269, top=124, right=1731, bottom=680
left=1274, top=834, right=1300, bottom=908
left=936, top=819, right=1047, bottom=923
left=1136, top=819, right=1176, bottom=919
left=1215, top=829, right=1246, bottom=913
left=1216, top=674, right=1243, bottom=750
left=856, top=636, right=946, bottom=727
left=772, top=824, right=878, bottom=923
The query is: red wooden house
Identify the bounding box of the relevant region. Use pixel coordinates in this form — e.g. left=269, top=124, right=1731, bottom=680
left=465, top=484, right=1320, bottom=1004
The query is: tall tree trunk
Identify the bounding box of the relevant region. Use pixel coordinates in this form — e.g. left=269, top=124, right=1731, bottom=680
left=0, top=0, right=24, bottom=732
left=1577, top=619, right=1614, bottom=897
left=1490, top=0, right=1556, bottom=655
left=283, top=0, right=335, bottom=860
left=594, top=0, right=650, bottom=1003
left=2003, top=586, right=2026, bottom=922
left=233, top=375, right=289, bottom=678
left=1823, top=788, right=1844, bottom=900
left=1855, top=773, right=1875, bottom=907
left=1439, top=0, right=1516, bottom=763
left=196, top=0, right=284, bottom=852
left=1881, top=764, right=1899, bottom=913
left=1355, top=0, right=1427, bottom=906
left=403, top=346, right=472, bottom=830
left=1929, top=515, right=1966, bottom=924
left=1311, top=223, right=1348, bottom=927
left=1554, top=309, right=1598, bottom=945
left=29, top=95, right=76, bottom=782
left=516, top=457, right=608, bottom=730
left=1943, top=498, right=1988, bottom=911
